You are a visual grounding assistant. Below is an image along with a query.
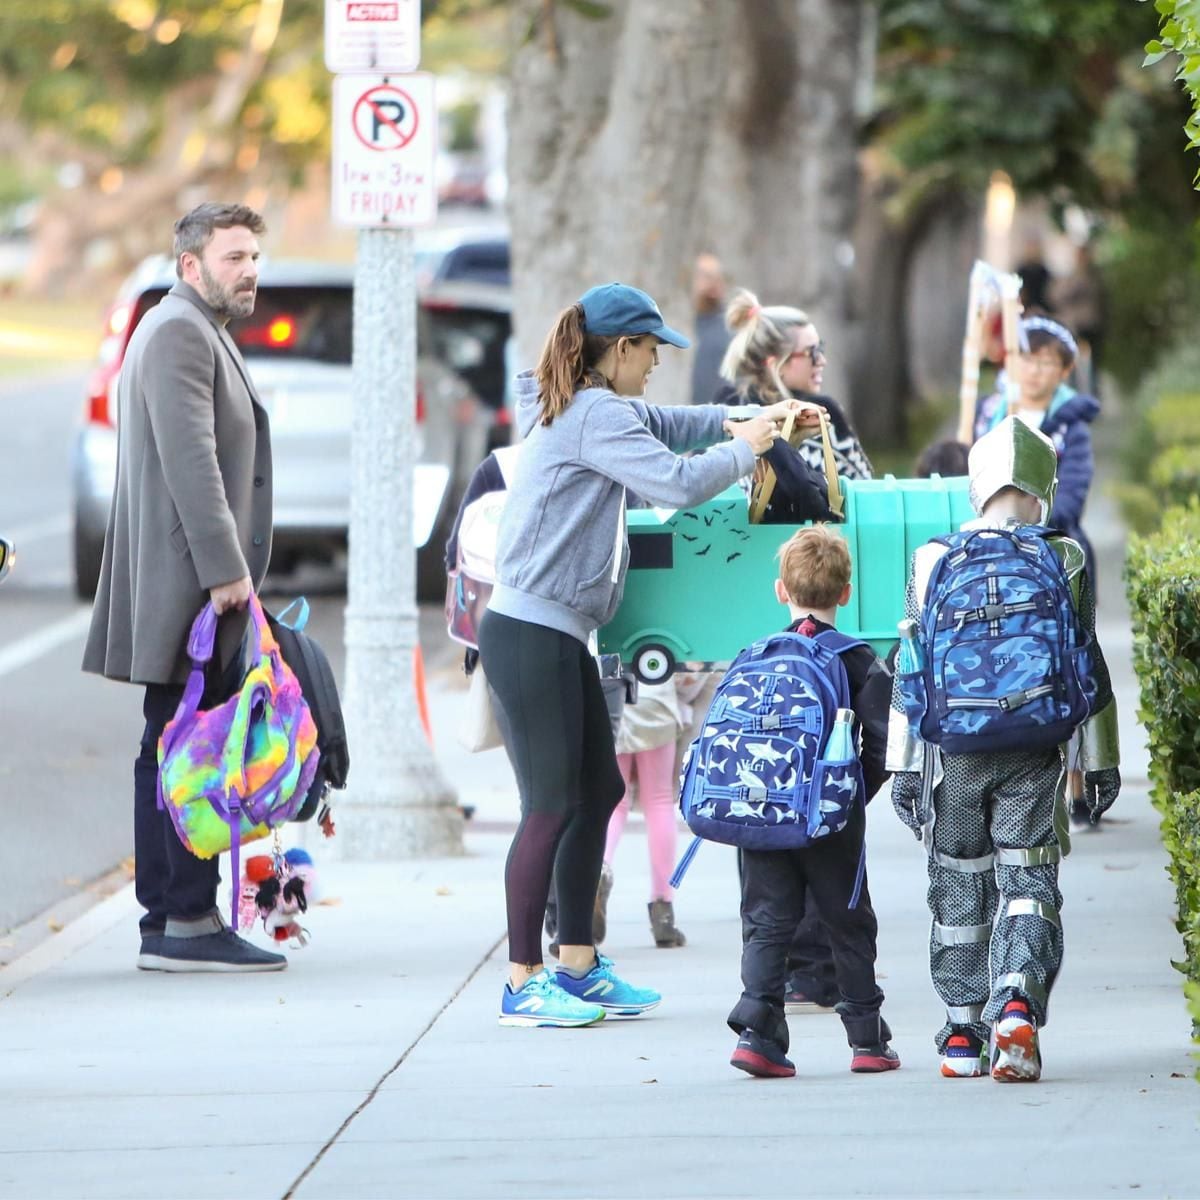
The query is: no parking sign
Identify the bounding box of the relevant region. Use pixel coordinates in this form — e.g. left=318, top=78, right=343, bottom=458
left=331, top=73, right=437, bottom=227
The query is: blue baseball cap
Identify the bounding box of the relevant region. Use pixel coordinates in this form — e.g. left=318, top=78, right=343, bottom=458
left=578, top=282, right=690, bottom=349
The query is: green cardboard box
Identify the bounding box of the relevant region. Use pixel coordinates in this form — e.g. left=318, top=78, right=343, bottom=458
left=599, top=474, right=973, bottom=681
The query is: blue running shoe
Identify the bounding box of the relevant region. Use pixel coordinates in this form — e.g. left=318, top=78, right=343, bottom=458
left=555, top=954, right=661, bottom=1016
left=499, top=969, right=606, bottom=1028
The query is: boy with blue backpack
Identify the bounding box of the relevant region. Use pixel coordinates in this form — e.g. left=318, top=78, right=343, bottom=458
left=678, top=524, right=897, bottom=1077
left=889, top=416, right=1121, bottom=1082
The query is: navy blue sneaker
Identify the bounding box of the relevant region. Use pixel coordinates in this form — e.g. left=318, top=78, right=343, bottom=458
left=850, top=1042, right=901, bottom=1073
left=136, top=913, right=286, bottom=973
left=555, top=954, right=661, bottom=1015
left=499, top=969, right=606, bottom=1028
left=731, top=1030, right=795, bottom=1078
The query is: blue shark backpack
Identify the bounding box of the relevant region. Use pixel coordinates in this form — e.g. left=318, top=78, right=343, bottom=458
left=675, top=630, right=866, bottom=865
left=898, top=525, right=1096, bottom=755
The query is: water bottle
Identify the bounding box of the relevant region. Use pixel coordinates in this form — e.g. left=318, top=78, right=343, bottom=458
left=824, top=707, right=857, bottom=761
left=897, top=617, right=925, bottom=675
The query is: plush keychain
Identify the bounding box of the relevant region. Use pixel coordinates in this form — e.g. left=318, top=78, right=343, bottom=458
left=237, top=842, right=318, bottom=947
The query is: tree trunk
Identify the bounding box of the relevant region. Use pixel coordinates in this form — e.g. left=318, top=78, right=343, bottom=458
left=847, top=174, right=980, bottom=448
left=507, top=0, right=866, bottom=408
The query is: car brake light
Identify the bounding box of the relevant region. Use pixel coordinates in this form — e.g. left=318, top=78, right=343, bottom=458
left=238, top=315, right=298, bottom=349
left=416, top=380, right=426, bottom=424
left=107, top=302, right=133, bottom=338
left=267, top=316, right=296, bottom=346
left=86, top=364, right=116, bottom=427
left=495, top=407, right=511, bottom=426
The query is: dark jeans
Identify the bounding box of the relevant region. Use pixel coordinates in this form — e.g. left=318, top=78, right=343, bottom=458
left=787, top=900, right=837, bottom=1001
left=133, top=653, right=240, bottom=935
left=728, top=804, right=888, bottom=1050
left=478, top=610, right=625, bottom=965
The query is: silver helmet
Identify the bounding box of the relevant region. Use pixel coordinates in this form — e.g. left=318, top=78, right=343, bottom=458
left=968, top=416, right=1058, bottom=522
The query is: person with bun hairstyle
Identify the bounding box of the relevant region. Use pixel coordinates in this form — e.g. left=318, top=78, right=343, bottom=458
left=481, top=282, right=816, bottom=1028
left=718, top=288, right=874, bottom=482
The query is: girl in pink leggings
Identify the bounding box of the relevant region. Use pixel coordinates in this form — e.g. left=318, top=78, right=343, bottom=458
left=601, top=678, right=688, bottom=948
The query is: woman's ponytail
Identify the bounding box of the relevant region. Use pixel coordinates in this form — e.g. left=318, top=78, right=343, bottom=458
left=534, top=303, right=587, bottom=425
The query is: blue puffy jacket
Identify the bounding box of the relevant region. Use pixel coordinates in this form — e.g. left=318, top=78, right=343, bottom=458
left=974, top=385, right=1099, bottom=581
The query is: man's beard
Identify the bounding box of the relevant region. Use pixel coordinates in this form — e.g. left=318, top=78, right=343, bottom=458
left=198, top=261, right=256, bottom=320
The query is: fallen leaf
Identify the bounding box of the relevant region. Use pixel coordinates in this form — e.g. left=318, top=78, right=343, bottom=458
left=637, top=1056, right=649, bottom=1061
left=1171, top=1072, right=1185, bottom=1078
left=62, top=876, right=81, bottom=887
left=47, top=918, right=63, bottom=933
left=642, top=1078, right=658, bottom=1084
left=316, top=897, right=342, bottom=907
left=435, top=886, right=452, bottom=896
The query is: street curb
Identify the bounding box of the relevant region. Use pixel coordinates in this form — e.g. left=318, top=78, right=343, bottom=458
left=0, top=872, right=139, bottom=998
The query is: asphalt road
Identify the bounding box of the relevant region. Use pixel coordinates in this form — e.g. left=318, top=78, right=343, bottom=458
left=0, top=368, right=456, bottom=936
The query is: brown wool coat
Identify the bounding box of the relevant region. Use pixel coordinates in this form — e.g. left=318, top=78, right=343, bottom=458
left=82, top=281, right=273, bottom=686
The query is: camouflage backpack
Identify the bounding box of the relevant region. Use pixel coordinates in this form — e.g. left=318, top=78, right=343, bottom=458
left=673, top=630, right=867, bottom=899
left=898, top=525, right=1096, bottom=754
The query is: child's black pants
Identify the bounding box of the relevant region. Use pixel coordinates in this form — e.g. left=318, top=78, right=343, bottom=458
left=728, top=804, right=888, bottom=1051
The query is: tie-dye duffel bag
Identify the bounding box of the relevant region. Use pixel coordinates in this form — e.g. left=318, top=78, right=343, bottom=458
left=158, top=592, right=320, bottom=928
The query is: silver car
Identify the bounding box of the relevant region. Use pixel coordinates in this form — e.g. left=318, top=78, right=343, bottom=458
left=72, top=256, right=499, bottom=600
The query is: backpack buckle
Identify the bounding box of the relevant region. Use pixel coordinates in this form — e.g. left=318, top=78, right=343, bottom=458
left=745, top=784, right=768, bottom=803
left=997, top=689, right=1028, bottom=712
left=975, top=602, right=1007, bottom=622
left=759, top=714, right=781, bottom=731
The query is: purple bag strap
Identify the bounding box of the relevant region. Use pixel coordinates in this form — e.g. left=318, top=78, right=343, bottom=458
left=161, top=593, right=267, bottom=760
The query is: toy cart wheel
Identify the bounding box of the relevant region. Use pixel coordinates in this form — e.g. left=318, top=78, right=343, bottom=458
left=633, top=644, right=675, bottom=684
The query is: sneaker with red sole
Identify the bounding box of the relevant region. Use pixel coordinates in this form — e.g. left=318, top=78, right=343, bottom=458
left=850, top=1042, right=901, bottom=1073
left=940, top=1029, right=987, bottom=1078
left=990, top=999, right=1041, bottom=1082
left=730, top=1030, right=796, bottom=1078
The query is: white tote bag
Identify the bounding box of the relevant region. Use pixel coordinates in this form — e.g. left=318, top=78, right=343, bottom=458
left=458, top=665, right=504, bottom=753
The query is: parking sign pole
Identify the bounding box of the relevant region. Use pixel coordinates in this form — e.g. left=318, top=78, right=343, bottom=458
left=325, top=1, right=457, bottom=857
left=336, top=226, right=463, bottom=858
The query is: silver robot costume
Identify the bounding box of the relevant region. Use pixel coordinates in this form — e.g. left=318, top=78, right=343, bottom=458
left=887, top=417, right=1120, bottom=1053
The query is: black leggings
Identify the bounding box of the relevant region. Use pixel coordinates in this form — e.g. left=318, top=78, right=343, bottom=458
left=478, top=610, right=625, bottom=964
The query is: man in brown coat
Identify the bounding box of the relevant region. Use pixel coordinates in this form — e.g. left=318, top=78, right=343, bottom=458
left=83, top=202, right=284, bottom=972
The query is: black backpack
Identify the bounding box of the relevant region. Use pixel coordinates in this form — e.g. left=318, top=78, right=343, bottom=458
left=267, top=603, right=350, bottom=822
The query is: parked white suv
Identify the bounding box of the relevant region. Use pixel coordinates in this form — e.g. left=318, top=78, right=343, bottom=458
left=71, top=256, right=502, bottom=600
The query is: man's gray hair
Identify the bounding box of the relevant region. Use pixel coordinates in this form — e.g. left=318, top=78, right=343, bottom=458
left=172, top=202, right=266, bottom=277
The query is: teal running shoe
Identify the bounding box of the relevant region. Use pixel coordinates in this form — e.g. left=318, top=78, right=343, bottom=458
left=499, top=969, right=606, bottom=1028
left=555, top=954, right=661, bottom=1016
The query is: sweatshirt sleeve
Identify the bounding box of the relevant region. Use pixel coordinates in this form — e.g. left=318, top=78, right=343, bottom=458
left=625, top=398, right=735, bottom=454
left=578, top=394, right=756, bottom=509
left=1049, top=420, right=1093, bottom=531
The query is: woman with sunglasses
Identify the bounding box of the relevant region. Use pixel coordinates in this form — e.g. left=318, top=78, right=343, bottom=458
left=718, top=288, right=873, bottom=482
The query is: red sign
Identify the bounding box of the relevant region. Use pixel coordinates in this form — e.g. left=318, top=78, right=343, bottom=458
left=347, top=2, right=398, bottom=17
left=351, top=84, right=419, bottom=152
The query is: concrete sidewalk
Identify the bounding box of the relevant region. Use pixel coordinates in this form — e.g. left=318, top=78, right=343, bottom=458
left=3, top=509, right=1197, bottom=1200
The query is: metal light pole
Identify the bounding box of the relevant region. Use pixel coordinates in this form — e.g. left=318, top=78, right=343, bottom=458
left=335, top=226, right=463, bottom=858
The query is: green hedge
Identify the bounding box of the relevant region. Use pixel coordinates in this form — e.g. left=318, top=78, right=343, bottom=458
left=1125, top=501, right=1200, bottom=1045
left=1118, top=347, right=1200, bottom=533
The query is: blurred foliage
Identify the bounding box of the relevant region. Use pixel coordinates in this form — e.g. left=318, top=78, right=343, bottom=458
left=1142, top=0, right=1200, bottom=184
left=873, top=0, right=1200, bottom=397
left=0, top=0, right=507, bottom=223
left=1116, top=340, right=1200, bottom=532
left=0, top=0, right=328, bottom=190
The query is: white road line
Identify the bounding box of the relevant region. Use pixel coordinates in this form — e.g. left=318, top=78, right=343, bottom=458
left=0, top=609, right=92, bottom=679
left=4, top=513, right=71, bottom=545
